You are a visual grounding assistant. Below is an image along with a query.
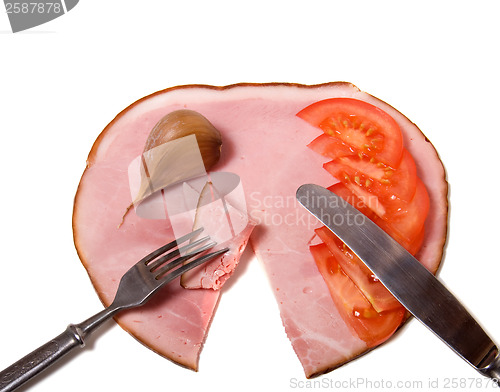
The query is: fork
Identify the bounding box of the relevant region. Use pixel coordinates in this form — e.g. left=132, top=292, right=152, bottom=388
left=0, top=228, right=228, bottom=392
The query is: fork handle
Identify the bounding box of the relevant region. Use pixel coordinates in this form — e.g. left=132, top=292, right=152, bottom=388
left=0, top=306, right=117, bottom=392
left=0, top=324, right=85, bottom=392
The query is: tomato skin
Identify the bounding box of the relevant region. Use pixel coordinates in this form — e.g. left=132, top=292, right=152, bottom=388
left=310, top=243, right=406, bottom=347
left=297, top=98, right=404, bottom=168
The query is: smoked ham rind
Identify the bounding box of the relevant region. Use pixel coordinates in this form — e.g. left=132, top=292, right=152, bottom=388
left=73, top=82, right=448, bottom=376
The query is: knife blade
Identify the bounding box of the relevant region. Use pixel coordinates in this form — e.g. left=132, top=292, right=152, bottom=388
left=296, top=183, right=500, bottom=381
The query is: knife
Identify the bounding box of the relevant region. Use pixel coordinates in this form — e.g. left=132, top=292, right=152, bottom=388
left=296, top=183, right=500, bottom=382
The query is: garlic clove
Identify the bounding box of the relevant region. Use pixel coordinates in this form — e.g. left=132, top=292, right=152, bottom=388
left=129, top=110, right=223, bottom=212
left=144, top=109, right=222, bottom=171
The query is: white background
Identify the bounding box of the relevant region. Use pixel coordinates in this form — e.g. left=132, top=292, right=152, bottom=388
left=1, top=1, right=500, bottom=391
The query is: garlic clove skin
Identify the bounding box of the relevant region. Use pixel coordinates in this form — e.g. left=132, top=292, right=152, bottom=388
left=144, top=109, right=222, bottom=171
left=127, top=110, right=223, bottom=217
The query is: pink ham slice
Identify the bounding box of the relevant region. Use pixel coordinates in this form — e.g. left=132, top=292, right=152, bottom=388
left=73, top=82, right=448, bottom=377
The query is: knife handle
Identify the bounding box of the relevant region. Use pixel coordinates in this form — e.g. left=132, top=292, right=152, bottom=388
left=478, top=349, right=500, bottom=385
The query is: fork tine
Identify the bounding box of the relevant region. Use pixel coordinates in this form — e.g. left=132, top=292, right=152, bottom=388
left=139, top=227, right=204, bottom=265
left=147, top=235, right=211, bottom=271
left=157, top=247, right=230, bottom=283
left=152, top=240, right=218, bottom=278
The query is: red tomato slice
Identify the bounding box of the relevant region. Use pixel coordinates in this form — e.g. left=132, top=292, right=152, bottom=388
left=328, top=182, right=426, bottom=255
left=301, top=97, right=429, bottom=349
left=310, top=243, right=406, bottom=347
left=327, top=182, right=379, bottom=221
left=315, top=226, right=402, bottom=313
left=307, top=134, right=355, bottom=160
left=323, top=149, right=417, bottom=204
left=331, top=176, right=387, bottom=218
left=355, top=306, right=406, bottom=348
left=297, top=98, right=403, bottom=167
left=382, top=178, right=430, bottom=244
left=407, top=226, right=425, bottom=256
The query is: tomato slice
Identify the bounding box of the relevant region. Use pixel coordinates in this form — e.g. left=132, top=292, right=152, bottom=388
left=327, top=182, right=427, bottom=254
left=307, top=134, right=355, bottom=160
left=310, top=243, right=406, bottom=347
left=300, top=97, right=429, bottom=349
left=297, top=98, right=403, bottom=167
left=354, top=305, right=406, bottom=348
left=382, top=178, right=430, bottom=244
left=323, top=149, right=417, bottom=205
left=315, top=226, right=402, bottom=313
left=326, top=182, right=379, bottom=221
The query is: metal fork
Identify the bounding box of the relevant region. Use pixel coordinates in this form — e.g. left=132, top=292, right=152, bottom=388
left=0, top=228, right=228, bottom=392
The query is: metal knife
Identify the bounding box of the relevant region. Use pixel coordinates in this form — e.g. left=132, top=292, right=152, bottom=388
left=296, top=183, right=500, bottom=381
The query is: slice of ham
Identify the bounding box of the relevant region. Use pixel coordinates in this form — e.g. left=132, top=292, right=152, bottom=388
left=73, top=82, right=447, bottom=376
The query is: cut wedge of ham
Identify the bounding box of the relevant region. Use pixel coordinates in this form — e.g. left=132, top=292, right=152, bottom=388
left=73, top=82, right=447, bottom=377
left=180, top=180, right=256, bottom=289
